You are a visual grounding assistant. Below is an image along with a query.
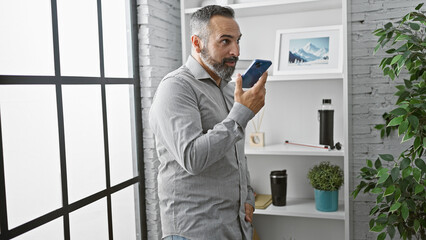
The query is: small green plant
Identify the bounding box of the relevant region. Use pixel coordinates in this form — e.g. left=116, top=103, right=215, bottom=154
left=352, top=3, right=426, bottom=240
left=307, top=161, right=343, bottom=191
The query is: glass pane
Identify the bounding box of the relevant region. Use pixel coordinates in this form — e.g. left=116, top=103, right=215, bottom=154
left=70, top=198, right=108, bottom=240
left=62, top=85, right=106, bottom=203
left=102, top=0, right=133, bottom=78
left=57, top=0, right=100, bottom=77
left=0, top=0, right=54, bottom=75
left=112, top=184, right=140, bottom=240
left=0, top=85, right=62, bottom=229
left=14, top=217, right=64, bottom=240
left=106, top=85, right=136, bottom=185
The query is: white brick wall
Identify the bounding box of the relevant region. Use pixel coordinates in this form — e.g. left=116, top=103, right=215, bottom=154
left=138, top=0, right=423, bottom=239
left=137, top=0, right=181, bottom=239
left=350, top=1, right=423, bottom=239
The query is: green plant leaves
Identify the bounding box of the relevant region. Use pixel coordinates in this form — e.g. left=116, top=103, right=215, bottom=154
left=407, top=115, right=419, bottom=129
left=384, top=185, right=395, bottom=196
left=414, top=158, right=426, bottom=171
left=379, top=154, right=394, bottom=161
left=377, top=232, right=386, bottom=240
left=401, top=202, right=409, bottom=221
left=390, top=202, right=401, bottom=212
left=387, top=116, right=403, bottom=126
left=391, top=167, right=400, bottom=181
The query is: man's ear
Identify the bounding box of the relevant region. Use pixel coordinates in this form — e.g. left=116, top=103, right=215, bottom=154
left=191, top=35, right=202, bottom=53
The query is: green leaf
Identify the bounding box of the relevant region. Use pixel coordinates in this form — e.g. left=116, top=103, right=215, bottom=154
left=390, top=202, right=401, bottom=212
left=387, top=225, right=396, bottom=238
left=414, top=183, right=424, bottom=194
left=374, top=43, right=381, bottom=54
left=395, top=34, right=410, bottom=41
left=375, top=158, right=382, bottom=169
left=390, top=107, right=407, bottom=116
left=394, top=187, right=401, bottom=201
left=408, top=115, right=419, bottom=129
left=415, top=3, right=424, bottom=10
left=367, top=159, right=373, bottom=168
left=409, top=22, right=420, bottom=30
left=414, top=137, right=421, bottom=150
left=377, top=172, right=389, bottom=184
left=413, top=168, right=421, bottom=183
left=414, top=158, right=426, bottom=172
left=377, top=232, right=386, bottom=240
left=387, top=116, right=403, bottom=126
left=424, top=137, right=426, bottom=148
left=371, top=187, right=383, bottom=194
left=400, top=158, right=411, bottom=170
left=403, top=79, right=412, bottom=88
left=389, top=70, right=395, bottom=80
left=402, top=166, right=412, bottom=178
left=370, top=205, right=379, bottom=215
left=398, top=120, right=409, bottom=136
left=384, top=185, right=395, bottom=196
left=371, top=224, right=386, bottom=232
left=401, top=202, right=409, bottom=221
left=390, top=55, right=402, bottom=65
left=391, top=167, right=400, bottom=181
left=414, top=219, right=420, bottom=232
left=375, top=124, right=385, bottom=130
left=384, top=22, right=393, bottom=29
left=379, top=154, right=394, bottom=162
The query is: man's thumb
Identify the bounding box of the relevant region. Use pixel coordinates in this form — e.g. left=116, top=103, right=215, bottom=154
left=235, top=73, right=243, bottom=94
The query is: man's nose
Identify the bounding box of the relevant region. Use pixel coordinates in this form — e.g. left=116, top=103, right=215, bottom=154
left=229, top=41, right=240, bottom=56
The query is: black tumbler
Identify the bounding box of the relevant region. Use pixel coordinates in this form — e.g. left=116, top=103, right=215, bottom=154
left=270, top=170, right=287, bottom=206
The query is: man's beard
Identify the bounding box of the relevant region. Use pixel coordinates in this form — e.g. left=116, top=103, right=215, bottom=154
left=200, top=47, right=238, bottom=80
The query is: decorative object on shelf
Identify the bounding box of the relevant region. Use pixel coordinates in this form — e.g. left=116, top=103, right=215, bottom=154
left=273, top=25, right=342, bottom=77
left=270, top=170, right=287, bottom=206
left=201, top=0, right=234, bottom=7
left=352, top=4, right=426, bottom=240
left=249, top=107, right=265, bottom=147
left=318, top=98, right=334, bottom=147
left=255, top=194, right=272, bottom=209
left=307, top=161, right=343, bottom=212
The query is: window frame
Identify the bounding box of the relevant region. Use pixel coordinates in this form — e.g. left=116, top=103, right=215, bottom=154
left=0, top=0, right=146, bottom=239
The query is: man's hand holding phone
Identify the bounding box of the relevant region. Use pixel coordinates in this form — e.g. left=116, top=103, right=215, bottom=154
left=234, top=71, right=268, bottom=115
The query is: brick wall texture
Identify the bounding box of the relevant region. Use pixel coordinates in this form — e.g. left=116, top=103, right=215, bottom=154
left=138, top=0, right=424, bottom=239
left=137, top=0, right=181, bottom=239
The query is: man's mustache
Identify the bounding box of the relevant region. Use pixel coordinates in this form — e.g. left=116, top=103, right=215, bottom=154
left=222, top=57, right=239, bottom=64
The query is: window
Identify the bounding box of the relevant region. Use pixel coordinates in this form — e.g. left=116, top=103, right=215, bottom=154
left=0, top=0, right=146, bottom=239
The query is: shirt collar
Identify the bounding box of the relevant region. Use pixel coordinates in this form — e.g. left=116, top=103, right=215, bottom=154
left=185, top=55, right=231, bottom=86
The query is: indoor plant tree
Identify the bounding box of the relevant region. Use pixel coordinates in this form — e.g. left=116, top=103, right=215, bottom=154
left=307, top=161, right=343, bottom=212
left=352, top=3, right=426, bottom=240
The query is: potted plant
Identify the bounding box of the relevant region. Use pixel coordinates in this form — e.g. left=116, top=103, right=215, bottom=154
left=352, top=3, right=426, bottom=240
left=307, top=161, right=343, bottom=212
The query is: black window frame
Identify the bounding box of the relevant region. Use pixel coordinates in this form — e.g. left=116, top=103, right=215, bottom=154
left=0, top=0, right=146, bottom=239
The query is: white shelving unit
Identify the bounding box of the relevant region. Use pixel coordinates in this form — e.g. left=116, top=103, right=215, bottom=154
left=180, top=0, right=350, bottom=239
left=245, top=143, right=344, bottom=156
left=254, top=198, right=345, bottom=220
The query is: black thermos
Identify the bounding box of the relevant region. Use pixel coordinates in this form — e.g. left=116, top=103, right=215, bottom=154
left=318, top=99, right=334, bottom=147
left=270, top=170, right=287, bottom=206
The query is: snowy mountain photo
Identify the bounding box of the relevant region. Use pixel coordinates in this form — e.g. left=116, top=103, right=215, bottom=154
left=288, top=37, right=330, bottom=65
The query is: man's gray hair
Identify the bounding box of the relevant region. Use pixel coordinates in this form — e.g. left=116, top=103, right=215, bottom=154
left=190, top=5, right=235, bottom=42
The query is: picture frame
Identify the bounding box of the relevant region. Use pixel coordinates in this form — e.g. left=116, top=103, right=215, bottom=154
left=273, top=25, right=343, bottom=77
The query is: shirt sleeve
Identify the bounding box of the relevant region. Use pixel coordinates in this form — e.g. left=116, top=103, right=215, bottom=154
left=245, top=159, right=255, bottom=209
left=149, top=76, right=254, bottom=175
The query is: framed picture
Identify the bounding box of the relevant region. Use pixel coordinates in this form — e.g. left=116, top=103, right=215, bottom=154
left=273, top=25, right=342, bottom=77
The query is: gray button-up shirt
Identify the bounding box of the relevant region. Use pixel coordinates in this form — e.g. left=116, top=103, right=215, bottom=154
left=149, top=56, right=255, bottom=240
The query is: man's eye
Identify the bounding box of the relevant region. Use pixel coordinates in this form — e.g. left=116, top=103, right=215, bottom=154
left=221, top=39, right=229, bottom=44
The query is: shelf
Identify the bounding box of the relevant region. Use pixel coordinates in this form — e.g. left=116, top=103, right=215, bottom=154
left=184, top=0, right=342, bottom=17
left=254, top=198, right=344, bottom=220
left=267, top=73, right=343, bottom=81
left=245, top=143, right=344, bottom=156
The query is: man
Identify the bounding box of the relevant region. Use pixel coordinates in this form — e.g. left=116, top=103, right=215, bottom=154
left=149, top=5, right=267, bottom=240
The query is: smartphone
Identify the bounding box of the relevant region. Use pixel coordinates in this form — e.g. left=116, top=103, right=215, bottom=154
left=241, top=59, right=272, bottom=88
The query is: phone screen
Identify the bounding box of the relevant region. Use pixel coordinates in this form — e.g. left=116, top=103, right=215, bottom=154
left=241, top=59, right=272, bottom=88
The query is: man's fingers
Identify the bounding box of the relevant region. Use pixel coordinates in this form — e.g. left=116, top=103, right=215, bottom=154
left=253, top=71, right=268, bottom=88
